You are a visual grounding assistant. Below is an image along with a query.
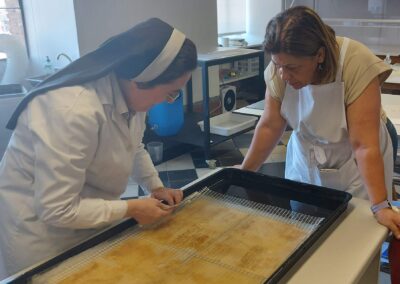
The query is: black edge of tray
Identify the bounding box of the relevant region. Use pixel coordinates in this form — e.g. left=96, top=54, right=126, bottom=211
left=7, top=219, right=138, bottom=284
left=7, top=168, right=351, bottom=284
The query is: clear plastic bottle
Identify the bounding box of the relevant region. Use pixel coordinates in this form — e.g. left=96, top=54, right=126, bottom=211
left=44, top=56, right=54, bottom=75
left=384, top=54, right=392, bottom=65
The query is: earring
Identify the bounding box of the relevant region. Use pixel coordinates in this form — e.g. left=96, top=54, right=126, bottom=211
left=318, top=63, right=323, bottom=71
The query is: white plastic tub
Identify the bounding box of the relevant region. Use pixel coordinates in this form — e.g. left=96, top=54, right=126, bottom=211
left=198, top=112, right=258, bottom=136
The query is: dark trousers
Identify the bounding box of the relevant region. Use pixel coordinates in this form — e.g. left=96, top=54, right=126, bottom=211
left=385, top=119, right=399, bottom=282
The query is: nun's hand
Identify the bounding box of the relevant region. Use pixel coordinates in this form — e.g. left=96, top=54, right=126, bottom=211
left=151, top=187, right=183, bottom=206
left=374, top=208, right=400, bottom=239
left=126, top=198, right=173, bottom=225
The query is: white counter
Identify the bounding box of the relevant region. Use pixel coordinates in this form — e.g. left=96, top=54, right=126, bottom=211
left=385, top=67, right=400, bottom=84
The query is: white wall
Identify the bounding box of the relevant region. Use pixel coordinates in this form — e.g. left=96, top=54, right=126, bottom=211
left=21, top=0, right=219, bottom=101
left=246, top=0, right=282, bottom=44
left=217, top=0, right=247, bottom=34
left=73, top=0, right=218, bottom=55
left=71, top=0, right=219, bottom=104
left=22, top=0, right=79, bottom=76
left=22, top=0, right=218, bottom=75
left=21, top=0, right=220, bottom=103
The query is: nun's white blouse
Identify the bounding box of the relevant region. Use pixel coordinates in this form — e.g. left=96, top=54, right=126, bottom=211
left=0, top=73, right=163, bottom=276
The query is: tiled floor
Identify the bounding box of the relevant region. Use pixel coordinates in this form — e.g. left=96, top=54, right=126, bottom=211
left=121, top=129, right=392, bottom=282
left=121, top=130, right=288, bottom=199
left=123, top=130, right=247, bottom=198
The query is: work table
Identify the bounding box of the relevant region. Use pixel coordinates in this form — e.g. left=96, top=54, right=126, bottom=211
left=283, top=197, right=387, bottom=284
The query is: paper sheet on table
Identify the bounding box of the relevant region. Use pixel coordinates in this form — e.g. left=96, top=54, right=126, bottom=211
left=383, top=105, right=400, bottom=120
left=382, top=98, right=400, bottom=134
left=381, top=93, right=400, bottom=133
left=385, top=69, right=400, bottom=84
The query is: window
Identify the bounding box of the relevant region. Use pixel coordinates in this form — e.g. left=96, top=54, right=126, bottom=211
left=0, top=0, right=27, bottom=59
left=217, top=0, right=247, bottom=36
left=284, top=0, right=400, bottom=55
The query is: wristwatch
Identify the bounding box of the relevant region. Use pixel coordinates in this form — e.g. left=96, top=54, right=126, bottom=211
left=371, top=200, right=393, bottom=214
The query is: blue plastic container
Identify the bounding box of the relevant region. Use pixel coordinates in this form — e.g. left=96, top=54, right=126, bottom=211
left=148, top=92, right=184, bottom=136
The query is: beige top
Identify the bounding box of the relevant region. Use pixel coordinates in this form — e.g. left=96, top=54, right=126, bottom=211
left=264, top=36, right=392, bottom=119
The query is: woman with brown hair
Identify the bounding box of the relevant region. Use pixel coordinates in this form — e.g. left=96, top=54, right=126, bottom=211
left=241, top=6, right=400, bottom=237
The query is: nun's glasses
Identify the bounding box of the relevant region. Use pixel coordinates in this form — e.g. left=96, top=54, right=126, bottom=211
left=166, top=90, right=182, bottom=104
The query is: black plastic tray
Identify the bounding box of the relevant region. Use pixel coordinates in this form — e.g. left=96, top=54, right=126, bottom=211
left=6, top=168, right=352, bottom=284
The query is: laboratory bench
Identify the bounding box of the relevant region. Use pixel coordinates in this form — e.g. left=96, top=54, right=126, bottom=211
left=3, top=169, right=387, bottom=284
left=378, top=54, right=400, bottom=95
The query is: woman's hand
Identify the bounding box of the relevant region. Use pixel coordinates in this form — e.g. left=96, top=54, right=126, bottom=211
left=125, top=188, right=183, bottom=225
left=151, top=187, right=183, bottom=206
left=125, top=198, right=174, bottom=225
left=374, top=208, right=400, bottom=239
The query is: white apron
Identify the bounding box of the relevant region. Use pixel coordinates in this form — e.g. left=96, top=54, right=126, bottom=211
left=280, top=38, right=393, bottom=200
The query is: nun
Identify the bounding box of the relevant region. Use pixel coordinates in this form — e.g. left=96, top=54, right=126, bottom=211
left=0, top=18, right=197, bottom=277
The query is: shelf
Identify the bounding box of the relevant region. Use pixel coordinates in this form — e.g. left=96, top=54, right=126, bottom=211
left=198, top=112, right=258, bottom=136
left=219, top=71, right=259, bottom=85
left=168, top=112, right=257, bottom=148
left=197, top=47, right=261, bottom=62
left=181, top=48, right=264, bottom=159
left=324, top=18, right=400, bottom=28
left=168, top=112, right=225, bottom=147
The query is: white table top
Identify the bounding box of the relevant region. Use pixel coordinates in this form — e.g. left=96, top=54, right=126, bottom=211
left=282, top=197, right=387, bottom=283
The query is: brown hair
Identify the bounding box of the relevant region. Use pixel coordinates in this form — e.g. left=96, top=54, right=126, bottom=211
left=264, top=6, right=339, bottom=83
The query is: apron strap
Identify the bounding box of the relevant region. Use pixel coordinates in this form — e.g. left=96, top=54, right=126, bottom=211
left=335, top=37, right=350, bottom=82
